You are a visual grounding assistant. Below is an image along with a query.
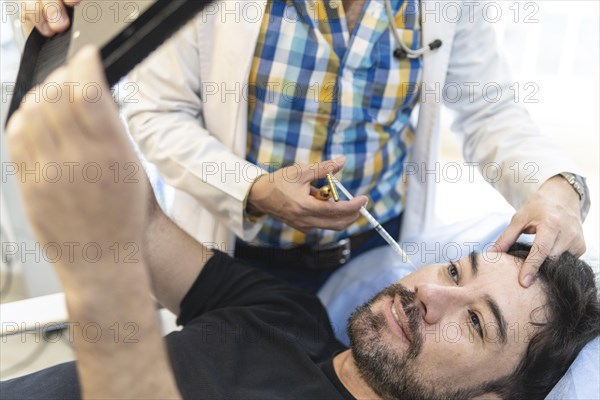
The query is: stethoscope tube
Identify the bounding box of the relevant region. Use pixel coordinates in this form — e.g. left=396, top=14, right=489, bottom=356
left=384, top=0, right=442, bottom=59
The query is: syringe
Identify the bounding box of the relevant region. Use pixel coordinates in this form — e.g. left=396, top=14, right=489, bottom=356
left=328, top=174, right=415, bottom=267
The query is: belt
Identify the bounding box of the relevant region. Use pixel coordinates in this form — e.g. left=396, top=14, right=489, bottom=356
left=235, top=227, right=378, bottom=271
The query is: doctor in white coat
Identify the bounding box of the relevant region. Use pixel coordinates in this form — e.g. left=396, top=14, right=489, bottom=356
left=24, top=0, right=589, bottom=289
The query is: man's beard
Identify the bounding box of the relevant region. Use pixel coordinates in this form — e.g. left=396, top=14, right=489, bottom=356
left=347, top=282, right=493, bottom=400
left=347, top=282, right=429, bottom=400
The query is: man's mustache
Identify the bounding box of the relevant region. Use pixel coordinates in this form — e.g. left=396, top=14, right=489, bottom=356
left=381, top=283, right=424, bottom=358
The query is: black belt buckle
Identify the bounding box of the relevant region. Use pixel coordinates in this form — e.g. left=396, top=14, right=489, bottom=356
left=235, top=237, right=353, bottom=271
left=308, top=238, right=351, bottom=270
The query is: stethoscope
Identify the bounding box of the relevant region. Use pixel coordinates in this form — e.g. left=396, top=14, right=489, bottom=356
left=384, top=0, right=442, bottom=59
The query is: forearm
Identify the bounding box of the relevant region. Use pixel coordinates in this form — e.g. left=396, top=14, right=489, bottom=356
left=7, top=44, right=182, bottom=399
left=60, top=260, right=180, bottom=399
left=143, top=207, right=212, bottom=315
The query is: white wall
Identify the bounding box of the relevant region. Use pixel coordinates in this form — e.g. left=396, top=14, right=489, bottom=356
left=436, top=1, right=599, bottom=257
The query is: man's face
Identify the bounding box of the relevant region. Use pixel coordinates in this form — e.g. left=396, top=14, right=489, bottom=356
left=347, top=252, right=548, bottom=399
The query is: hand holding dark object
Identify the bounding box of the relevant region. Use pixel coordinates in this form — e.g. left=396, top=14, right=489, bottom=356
left=5, top=45, right=181, bottom=399
left=21, top=0, right=82, bottom=37
left=247, top=157, right=368, bottom=233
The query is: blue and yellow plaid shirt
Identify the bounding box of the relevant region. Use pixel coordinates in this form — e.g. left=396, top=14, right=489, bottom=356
left=247, top=0, right=422, bottom=246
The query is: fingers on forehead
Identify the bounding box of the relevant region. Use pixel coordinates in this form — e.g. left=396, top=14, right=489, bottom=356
left=496, top=224, right=524, bottom=251
left=530, top=233, right=555, bottom=259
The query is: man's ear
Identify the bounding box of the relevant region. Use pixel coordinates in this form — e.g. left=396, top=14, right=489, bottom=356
left=472, top=393, right=502, bottom=400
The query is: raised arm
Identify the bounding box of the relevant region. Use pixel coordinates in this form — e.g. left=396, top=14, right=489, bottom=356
left=6, top=46, right=180, bottom=399
left=442, top=2, right=586, bottom=286
left=143, top=190, right=212, bottom=315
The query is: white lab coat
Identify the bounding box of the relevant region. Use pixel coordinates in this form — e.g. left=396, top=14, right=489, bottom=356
left=125, top=0, right=578, bottom=251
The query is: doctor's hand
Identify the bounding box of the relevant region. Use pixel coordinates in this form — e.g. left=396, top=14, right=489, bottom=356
left=21, top=0, right=81, bottom=37
left=495, top=175, right=585, bottom=288
left=6, top=46, right=149, bottom=272
left=247, top=157, right=368, bottom=233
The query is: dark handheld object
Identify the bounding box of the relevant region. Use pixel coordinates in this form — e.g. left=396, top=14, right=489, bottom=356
left=6, top=0, right=213, bottom=125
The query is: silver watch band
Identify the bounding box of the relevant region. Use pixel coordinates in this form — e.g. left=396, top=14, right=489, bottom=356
left=559, top=172, right=590, bottom=222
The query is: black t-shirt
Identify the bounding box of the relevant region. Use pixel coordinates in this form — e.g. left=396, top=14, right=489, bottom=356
left=165, top=250, right=355, bottom=399
left=1, top=251, right=356, bottom=400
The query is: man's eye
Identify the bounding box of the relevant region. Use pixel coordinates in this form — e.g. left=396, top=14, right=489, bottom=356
left=469, top=311, right=483, bottom=339
left=447, top=263, right=459, bottom=284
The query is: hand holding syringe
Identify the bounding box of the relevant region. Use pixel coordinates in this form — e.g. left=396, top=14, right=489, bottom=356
left=325, top=174, right=415, bottom=267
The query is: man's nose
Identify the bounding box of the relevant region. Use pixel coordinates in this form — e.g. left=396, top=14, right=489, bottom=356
left=414, top=283, right=469, bottom=325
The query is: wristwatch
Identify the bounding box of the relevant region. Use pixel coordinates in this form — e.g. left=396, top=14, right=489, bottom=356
left=558, top=172, right=590, bottom=222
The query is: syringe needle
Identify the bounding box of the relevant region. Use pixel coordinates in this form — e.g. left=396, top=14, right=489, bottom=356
left=328, top=174, right=415, bottom=267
